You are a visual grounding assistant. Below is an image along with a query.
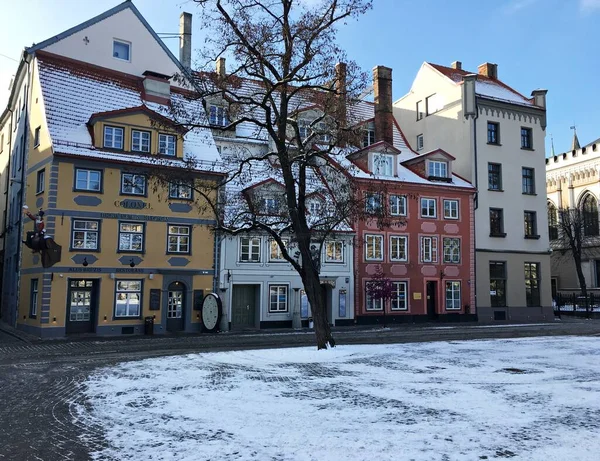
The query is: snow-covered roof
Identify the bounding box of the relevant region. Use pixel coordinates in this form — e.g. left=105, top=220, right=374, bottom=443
left=36, top=51, right=221, bottom=170
left=427, top=63, right=536, bottom=107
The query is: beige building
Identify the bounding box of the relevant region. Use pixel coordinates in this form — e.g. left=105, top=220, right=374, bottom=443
left=546, top=135, right=600, bottom=294
left=395, top=61, right=552, bottom=321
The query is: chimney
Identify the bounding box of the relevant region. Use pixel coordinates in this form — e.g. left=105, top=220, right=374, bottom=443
left=451, top=61, right=462, bottom=70
left=216, top=57, right=226, bottom=77
left=335, top=62, right=347, bottom=125
left=179, top=12, right=192, bottom=70
left=531, top=89, right=548, bottom=129
left=477, top=62, right=497, bottom=79
left=373, top=65, right=393, bottom=145
left=142, top=71, right=171, bottom=104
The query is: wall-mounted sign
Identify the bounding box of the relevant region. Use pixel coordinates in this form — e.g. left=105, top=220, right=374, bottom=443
left=149, top=289, right=161, bottom=311
left=339, top=290, right=347, bottom=317
left=413, top=292, right=422, bottom=300
left=114, top=199, right=152, bottom=210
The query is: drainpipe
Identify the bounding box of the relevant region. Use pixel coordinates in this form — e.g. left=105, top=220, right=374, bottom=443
left=0, top=108, right=13, bottom=319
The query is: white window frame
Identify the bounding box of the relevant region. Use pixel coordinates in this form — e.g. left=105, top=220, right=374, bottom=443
left=443, top=199, right=459, bottom=220
left=365, top=281, right=384, bottom=311
left=420, top=236, right=438, bottom=263
left=445, top=281, right=461, bottom=310
left=365, top=234, right=383, bottom=261
left=103, top=126, right=124, bottom=149
left=131, top=130, right=151, bottom=153
left=365, top=193, right=382, bottom=214
left=390, top=235, right=408, bottom=262
left=75, top=168, right=102, bottom=192
left=443, top=237, right=461, bottom=264
left=159, top=134, right=176, bottom=156
left=416, top=134, right=424, bottom=151
left=209, top=105, right=228, bottom=127
left=391, top=281, right=408, bottom=311
left=114, top=280, right=142, bottom=318
left=269, top=239, right=288, bottom=262
left=363, top=127, right=375, bottom=147
left=36, top=169, right=45, bottom=194
left=71, top=220, right=100, bottom=251
left=421, top=198, right=437, bottom=218
left=308, top=199, right=323, bottom=215
left=372, top=153, right=394, bottom=176
left=118, top=222, right=145, bottom=252
left=262, top=197, right=280, bottom=214
left=269, top=284, right=289, bottom=313
left=167, top=225, right=191, bottom=254
left=113, top=39, right=131, bottom=62
left=121, top=173, right=146, bottom=196
left=428, top=160, right=448, bottom=178
left=240, top=237, right=261, bottom=262
left=390, top=195, right=406, bottom=216
left=325, top=241, right=344, bottom=263
left=169, top=182, right=192, bottom=200
left=30, top=279, right=39, bottom=317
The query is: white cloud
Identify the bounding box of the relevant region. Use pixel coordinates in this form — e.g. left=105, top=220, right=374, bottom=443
left=581, top=0, right=600, bottom=11
left=504, top=0, right=539, bottom=14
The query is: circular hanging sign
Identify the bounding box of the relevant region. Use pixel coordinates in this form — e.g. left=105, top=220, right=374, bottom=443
left=201, top=293, right=222, bottom=332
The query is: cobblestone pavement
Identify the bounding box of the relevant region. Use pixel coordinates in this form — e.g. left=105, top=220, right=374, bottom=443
left=1, top=321, right=600, bottom=461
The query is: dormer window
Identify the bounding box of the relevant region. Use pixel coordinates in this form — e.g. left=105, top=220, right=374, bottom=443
left=362, top=122, right=375, bottom=147
left=159, top=134, right=176, bottom=156
left=308, top=200, right=322, bottom=215
left=373, top=153, right=394, bottom=176
left=113, top=40, right=131, bottom=61
left=104, top=126, right=124, bottom=149
left=428, top=160, right=447, bottom=178
left=209, top=105, right=229, bottom=127
left=261, top=197, right=281, bottom=214
left=131, top=130, right=151, bottom=153
left=298, top=120, right=330, bottom=143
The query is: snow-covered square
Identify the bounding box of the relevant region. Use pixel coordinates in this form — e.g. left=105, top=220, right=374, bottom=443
left=77, top=337, right=600, bottom=460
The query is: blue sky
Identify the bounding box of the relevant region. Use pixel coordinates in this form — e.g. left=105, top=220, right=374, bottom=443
left=1, top=0, right=598, bottom=155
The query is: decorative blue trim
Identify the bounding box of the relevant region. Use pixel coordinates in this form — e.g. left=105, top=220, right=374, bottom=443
left=21, top=266, right=215, bottom=275
left=169, top=203, right=192, bottom=213
left=71, top=254, right=98, bottom=265
left=35, top=197, right=44, bottom=208
left=26, top=156, right=53, bottom=175
left=73, top=195, right=102, bottom=206
left=44, top=208, right=216, bottom=226
left=118, top=255, right=143, bottom=266
left=168, top=257, right=190, bottom=267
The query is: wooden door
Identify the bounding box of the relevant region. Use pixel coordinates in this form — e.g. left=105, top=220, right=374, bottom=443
left=231, top=285, right=256, bottom=328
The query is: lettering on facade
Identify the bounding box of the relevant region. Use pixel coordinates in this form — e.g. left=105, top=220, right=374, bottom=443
left=114, top=200, right=152, bottom=210
left=100, top=213, right=169, bottom=222
left=68, top=267, right=101, bottom=273
left=116, top=268, right=144, bottom=273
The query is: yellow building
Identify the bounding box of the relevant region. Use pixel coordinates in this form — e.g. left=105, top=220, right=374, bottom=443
left=1, top=2, right=223, bottom=337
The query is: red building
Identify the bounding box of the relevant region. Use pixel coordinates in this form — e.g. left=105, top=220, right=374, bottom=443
left=346, top=66, right=475, bottom=323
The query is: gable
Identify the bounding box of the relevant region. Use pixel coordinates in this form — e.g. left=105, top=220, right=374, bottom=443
left=29, top=4, right=184, bottom=85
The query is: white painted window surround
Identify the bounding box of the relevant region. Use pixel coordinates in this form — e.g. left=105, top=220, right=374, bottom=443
left=113, top=39, right=131, bottom=61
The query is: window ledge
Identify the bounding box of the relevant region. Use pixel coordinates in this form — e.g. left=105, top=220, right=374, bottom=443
left=69, top=248, right=100, bottom=253
left=34, top=143, right=40, bottom=149
left=521, top=147, right=535, bottom=151
left=35, top=191, right=44, bottom=196
left=522, top=193, right=537, bottom=196
left=489, top=233, right=507, bottom=238
left=487, top=142, right=502, bottom=146
left=525, top=235, right=541, bottom=240
left=488, top=189, right=504, bottom=192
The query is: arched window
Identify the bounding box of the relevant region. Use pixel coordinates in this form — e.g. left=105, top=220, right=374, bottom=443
left=581, top=194, right=599, bottom=236
left=547, top=202, right=558, bottom=240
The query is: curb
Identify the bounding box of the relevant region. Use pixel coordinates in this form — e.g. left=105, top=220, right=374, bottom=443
left=0, top=322, right=34, bottom=344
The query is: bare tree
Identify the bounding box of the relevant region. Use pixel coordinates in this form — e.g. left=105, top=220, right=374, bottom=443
left=149, top=0, right=381, bottom=349
left=364, top=265, right=393, bottom=328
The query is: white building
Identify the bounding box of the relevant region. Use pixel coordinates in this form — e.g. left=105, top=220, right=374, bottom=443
left=394, top=61, right=552, bottom=322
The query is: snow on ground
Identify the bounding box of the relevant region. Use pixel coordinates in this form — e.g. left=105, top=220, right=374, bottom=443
left=77, top=337, right=600, bottom=461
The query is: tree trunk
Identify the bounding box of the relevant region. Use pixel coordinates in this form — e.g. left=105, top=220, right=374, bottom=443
left=573, top=253, right=590, bottom=318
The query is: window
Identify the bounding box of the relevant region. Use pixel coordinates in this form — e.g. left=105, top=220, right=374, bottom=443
left=113, top=40, right=131, bottom=61
left=121, top=173, right=146, bottom=196
left=169, top=182, right=192, bottom=200
left=71, top=220, right=100, bottom=250
left=390, top=235, right=408, bottom=262
left=119, top=222, right=144, bottom=252
left=488, top=163, right=502, bottom=191
left=416, top=100, right=424, bottom=121
left=30, top=279, right=39, bottom=318
left=325, top=241, right=343, bottom=262
left=131, top=130, right=150, bottom=153
left=240, top=237, right=261, bottom=262
left=425, top=94, right=440, bottom=115
left=524, top=262, right=540, bottom=307
left=36, top=169, right=45, bottom=194
left=487, top=122, right=500, bottom=144
left=103, top=126, right=124, bottom=149
left=420, top=198, right=436, bottom=218
left=365, top=234, right=383, bottom=261
left=365, top=193, right=382, bottom=214
left=75, top=168, right=102, bottom=192
left=522, top=167, right=535, bottom=194
left=421, top=236, right=438, bottom=263
left=416, top=134, right=424, bottom=151
left=490, top=262, right=506, bottom=307
left=167, top=225, right=191, bottom=254
left=261, top=197, right=281, bottom=214
left=443, top=199, right=459, bottom=219
left=390, top=195, right=406, bottom=216
left=524, top=211, right=538, bottom=238
left=269, top=285, right=288, bottom=312
left=365, top=282, right=383, bottom=311
left=489, top=208, right=505, bottom=236
left=269, top=239, right=287, bottom=262
left=373, top=153, right=393, bottom=176
left=362, top=122, right=375, bottom=147
left=445, top=281, right=461, bottom=310
left=115, top=280, right=142, bottom=318
left=548, top=202, right=558, bottom=240
left=209, top=105, right=229, bottom=127
left=391, top=281, right=408, bottom=311
left=521, top=127, right=533, bottom=149
left=428, top=161, right=447, bottom=178
left=443, top=238, right=461, bottom=263
left=159, top=134, right=176, bottom=156
left=308, top=200, right=322, bottom=215
left=582, top=194, right=599, bottom=236
left=34, top=126, right=40, bottom=147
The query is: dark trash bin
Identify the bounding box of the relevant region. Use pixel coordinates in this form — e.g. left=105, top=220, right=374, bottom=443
left=144, top=316, right=154, bottom=335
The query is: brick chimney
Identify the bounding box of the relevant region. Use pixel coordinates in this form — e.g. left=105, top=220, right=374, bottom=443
left=179, top=12, right=192, bottom=70
left=478, top=62, right=498, bottom=79
left=216, top=57, right=226, bottom=77
left=373, top=65, right=393, bottom=145
left=335, top=62, right=347, bottom=125
left=451, top=61, right=462, bottom=70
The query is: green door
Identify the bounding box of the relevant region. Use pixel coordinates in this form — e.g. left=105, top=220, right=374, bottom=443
left=231, top=285, right=256, bottom=329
